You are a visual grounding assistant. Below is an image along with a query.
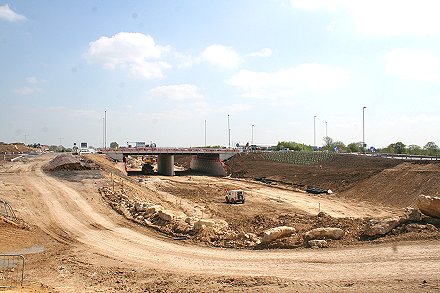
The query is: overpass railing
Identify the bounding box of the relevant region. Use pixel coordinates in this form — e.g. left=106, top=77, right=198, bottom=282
left=100, top=147, right=241, bottom=154
left=376, top=153, right=440, bottom=161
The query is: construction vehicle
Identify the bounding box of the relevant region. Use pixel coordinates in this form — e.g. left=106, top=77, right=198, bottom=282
left=225, top=189, right=245, bottom=204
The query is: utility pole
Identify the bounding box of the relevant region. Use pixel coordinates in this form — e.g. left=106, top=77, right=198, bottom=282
left=24, top=134, right=28, bottom=145
left=58, top=137, right=63, bottom=146
left=228, top=114, right=231, bottom=148
left=204, top=119, right=207, bottom=147
left=363, top=106, right=367, bottom=153
left=325, top=121, right=328, bottom=138
left=251, top=124, right=254, bottom=145
left=313, top=115, right=317, bottom=149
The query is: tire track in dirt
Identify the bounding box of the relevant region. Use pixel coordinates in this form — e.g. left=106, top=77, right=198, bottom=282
left=13, top=159, right=440, bottom=284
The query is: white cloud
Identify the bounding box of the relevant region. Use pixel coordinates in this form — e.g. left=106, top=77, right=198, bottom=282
left=384, top=49, right=440, bottom=82
left=228, top=63, right=351, bottom=99
left=85, top=32, right=171, bottom=79
left=13, top=87, right=42, bottom=95
left=25, top=76, right=45, bottom=84
left=13, top=77, right=45, bottom=95
left=198, top=45, right=240, bottom=69
left=291, top=0, right=440, bottom=36
left=0, top=4, right=26, bottom=22
left=249, top=48, right=273, bottom=58
left=149, top=84, right=203, bottom=101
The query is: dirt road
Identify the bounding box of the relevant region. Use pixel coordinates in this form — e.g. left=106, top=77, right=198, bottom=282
left=1, top=155, right=440, bottom=292
left=167, top=175, right=395, bottom=218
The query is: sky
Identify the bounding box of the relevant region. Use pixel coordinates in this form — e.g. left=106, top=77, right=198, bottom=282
left=1, top=0, right=440, bottom=149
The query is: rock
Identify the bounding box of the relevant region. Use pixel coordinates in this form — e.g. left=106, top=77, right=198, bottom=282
left=308, top=239, right=328, bottom=248
left=400, top=207, right=422, bottom=223
left=185, top=217, right=198, bottom=226
left=363, top=217, right=400, bottom=237
left=134, top=202, right=146, bottom=212
left=146, top=205, right=163, bottom=215
left=261, top=226, right=296, bottom=243
left=327, top=189, right=333, bottom=194
left=194, top=219, right=229, bottom=231
left=157, top=210, right=186, bottom=222
left=417, top=195, right=440, bottom=219
left=405, top=223, right=427, bottom=232
left=304, top=227, right=345, bottom=241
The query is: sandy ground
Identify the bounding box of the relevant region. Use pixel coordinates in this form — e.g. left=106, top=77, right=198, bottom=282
left=0, top=154, right=439, bottom=292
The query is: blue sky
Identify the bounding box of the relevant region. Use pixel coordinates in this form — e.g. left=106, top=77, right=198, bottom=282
left=1, top=0, right=440, bottom=149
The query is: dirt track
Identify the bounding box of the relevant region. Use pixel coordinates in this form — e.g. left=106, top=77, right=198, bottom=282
left=1, top=155, right=440, bottom=292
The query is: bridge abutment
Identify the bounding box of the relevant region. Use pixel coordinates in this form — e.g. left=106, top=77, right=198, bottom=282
left=190, top=154, right=227, bottom=176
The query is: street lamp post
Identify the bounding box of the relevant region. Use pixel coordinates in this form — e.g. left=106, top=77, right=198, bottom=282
left=313, top=115, right=317, bottom=149
left=228, top=114, right=231, bottom=148
left=204, top=119, right=207, bottom=147
left=363, top=106, right=367, bottom=153
left=251, top=124, right=254, bottom=145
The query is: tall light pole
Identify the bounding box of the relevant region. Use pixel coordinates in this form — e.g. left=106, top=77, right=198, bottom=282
left=227, top=114, right=230, bottom=148
left=102, top=117, right=105, bottom=149
left=313, top=115, right=317, bottom=149
left=251, top=124, right=254, bottom=145
left=325, top=121, right=328, bottom=138
left=362, top=106, right=367, bottom=153
left=204, top=119, right=207, bottom=147
left=104, top=110, right=107, bottom=149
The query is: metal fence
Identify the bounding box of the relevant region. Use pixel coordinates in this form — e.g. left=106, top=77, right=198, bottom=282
left=0, top=199, right=17, bottom=221
left=0, top=254, right=25, bottom=288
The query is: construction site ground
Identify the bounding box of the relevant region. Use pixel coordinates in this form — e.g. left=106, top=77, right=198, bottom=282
left=0, top=152, right=440, bottom=292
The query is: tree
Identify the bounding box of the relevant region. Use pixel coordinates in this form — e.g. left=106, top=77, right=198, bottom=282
left=332, top=141, right=346, bottom=152
left=347, top=142, right=362, bottom=153
left=322, top=136, right=333, bottom=149
left=276, top=141, right=313, bottom=152
left=388, top=142, right=406, bottom=154
left=407, top=144, right=421, bottom=154
left=424, top=141, right=439, bottom=156
left=110, top=141, right=119, bottom=149
left=48, top=145, right=58, bottom=152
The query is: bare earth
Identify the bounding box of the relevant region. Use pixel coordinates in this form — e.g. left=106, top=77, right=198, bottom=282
left=1, top=154, right=439, bottom=292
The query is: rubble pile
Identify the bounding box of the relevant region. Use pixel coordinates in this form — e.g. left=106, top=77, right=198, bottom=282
left=98, top=184, right=439, bottom=249
left=125, top=156, right=144, bottom=169
left=43, top=154, right=95, bottom=171
left=362, top=207, right=438, bottom=238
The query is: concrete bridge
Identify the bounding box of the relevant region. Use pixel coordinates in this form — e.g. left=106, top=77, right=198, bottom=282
left=100, top=147, right=240, bottom=176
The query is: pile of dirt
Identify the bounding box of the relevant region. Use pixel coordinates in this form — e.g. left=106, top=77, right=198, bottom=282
left=340, top=162, right=440, bottom=209
left=226, top=153, right=403, bottom=192
left=0, top=143, right=35, bottom=154
left=42, top=154, right=95, bottom=171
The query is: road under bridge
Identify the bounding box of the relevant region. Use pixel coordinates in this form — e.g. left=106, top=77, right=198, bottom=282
left=100, top=148, right=240, bottom=176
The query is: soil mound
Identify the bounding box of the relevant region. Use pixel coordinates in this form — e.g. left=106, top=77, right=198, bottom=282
left=226, top=153, right=402, bottom=192
left=0, top=143, right=35, bottom=153
left=42, top=154, right=93, bottom=171
left=340, top=162, right=440, bottom=209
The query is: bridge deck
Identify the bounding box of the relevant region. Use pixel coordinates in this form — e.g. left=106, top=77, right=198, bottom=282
left=100, top=147, right=240, bottom=156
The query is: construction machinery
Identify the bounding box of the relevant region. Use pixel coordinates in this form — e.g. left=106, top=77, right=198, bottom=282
left=225, top=189, right=245, bottom=204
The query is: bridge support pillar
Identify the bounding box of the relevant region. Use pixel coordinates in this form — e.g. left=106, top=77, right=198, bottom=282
left=157, top=154, right=174, bottom=176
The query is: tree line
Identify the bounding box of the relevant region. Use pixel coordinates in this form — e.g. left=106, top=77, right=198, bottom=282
left=276, top=138, right=440, bottom=156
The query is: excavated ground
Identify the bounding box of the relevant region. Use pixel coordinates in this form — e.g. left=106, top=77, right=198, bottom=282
left=1, top=153, right=440, bottom=292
